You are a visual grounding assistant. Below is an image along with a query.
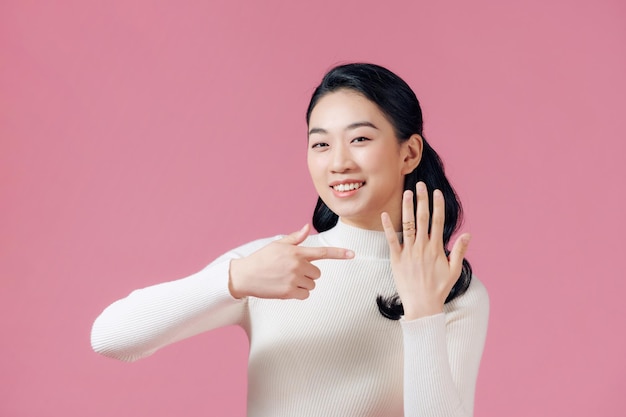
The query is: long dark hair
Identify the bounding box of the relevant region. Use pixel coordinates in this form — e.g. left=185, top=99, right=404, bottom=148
left=306, top=63, right=472, bottom=320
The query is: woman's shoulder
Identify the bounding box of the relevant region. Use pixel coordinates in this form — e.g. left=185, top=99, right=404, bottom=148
left=444, top=275, right=490, bottom=316
left=467, top=275, right=489, bottom=301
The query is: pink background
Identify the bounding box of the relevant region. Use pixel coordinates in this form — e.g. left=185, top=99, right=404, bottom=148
left=2, top=0, right=625, bottom=416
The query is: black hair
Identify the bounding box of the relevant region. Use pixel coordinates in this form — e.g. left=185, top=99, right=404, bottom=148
left=306, top=63, right=472, bottom=320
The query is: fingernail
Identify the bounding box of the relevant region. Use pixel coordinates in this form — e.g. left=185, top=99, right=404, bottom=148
left=417, top=182, right=426, bottom=192
left=346, top=250, right=355, bottom=258
left=462, top=234, right=471, bottom=244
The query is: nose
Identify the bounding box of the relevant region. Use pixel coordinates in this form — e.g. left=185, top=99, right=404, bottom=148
left=330, top=142, right=355, bottom=173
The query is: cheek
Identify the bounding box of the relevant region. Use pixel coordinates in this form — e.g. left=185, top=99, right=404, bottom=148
left=368, top=153, right=405, bottom=183
left=306, top=154, right=323, bottom=178
left=307, top=155, right=325, bottom=184
left=360, top=150, right=394, bottom=174
left=306, top=153, right=315, bottom=174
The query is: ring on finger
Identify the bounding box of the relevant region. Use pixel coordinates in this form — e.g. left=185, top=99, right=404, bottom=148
left=402, top=220, right=416, bottom=232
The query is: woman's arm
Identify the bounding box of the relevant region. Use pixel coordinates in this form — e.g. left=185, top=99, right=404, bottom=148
left=91, top=226, right=353, bottom=362
left=90, top=238, right=272, bottom=362
left=401, top=277, right=489, bottom=417
left=381, top=182, right=489, bottom=416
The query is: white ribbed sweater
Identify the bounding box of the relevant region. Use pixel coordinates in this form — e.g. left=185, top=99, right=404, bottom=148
left=91, top=220, right=489, bottom=417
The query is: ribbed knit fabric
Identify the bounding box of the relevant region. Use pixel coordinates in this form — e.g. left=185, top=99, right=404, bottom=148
left=91, top=220, right=489, bottom=417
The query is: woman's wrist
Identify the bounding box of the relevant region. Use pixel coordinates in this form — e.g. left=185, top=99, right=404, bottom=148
left=402, top=301, right=444, bottom=321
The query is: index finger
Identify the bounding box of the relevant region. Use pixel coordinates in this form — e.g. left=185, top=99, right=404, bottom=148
left=298, top=246, right=355, bottom=261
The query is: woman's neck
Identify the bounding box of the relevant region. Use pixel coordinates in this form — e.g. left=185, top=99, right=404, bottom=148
left=338, top=213, right=401, bottom=232
left=322, top=219, right=400, bottom=259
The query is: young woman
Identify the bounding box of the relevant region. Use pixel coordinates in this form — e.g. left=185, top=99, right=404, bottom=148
left=91, top=63, right=489, bottom=417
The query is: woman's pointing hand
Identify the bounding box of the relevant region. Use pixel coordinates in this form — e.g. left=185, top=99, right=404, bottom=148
left=229, top=224, right=354, bottom=300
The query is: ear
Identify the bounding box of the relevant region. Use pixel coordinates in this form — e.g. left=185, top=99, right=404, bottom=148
left=401, top=134, right=423, bottom=175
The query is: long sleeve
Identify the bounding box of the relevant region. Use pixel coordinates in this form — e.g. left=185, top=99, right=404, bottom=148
left=401, top=277, right=489, bottom=417
left=90, top=237, right=274, bottom=362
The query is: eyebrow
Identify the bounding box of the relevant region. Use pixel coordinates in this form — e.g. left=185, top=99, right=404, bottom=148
left=308, top=121, right=379, bottom=136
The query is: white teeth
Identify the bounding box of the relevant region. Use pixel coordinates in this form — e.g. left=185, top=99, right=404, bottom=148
left=333, top=182, right=364, bottom=192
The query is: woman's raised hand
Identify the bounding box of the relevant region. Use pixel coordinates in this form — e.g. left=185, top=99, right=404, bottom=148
left=228, top=224, right=354, bottom=300
left=381, top=182, right=471, bottom=321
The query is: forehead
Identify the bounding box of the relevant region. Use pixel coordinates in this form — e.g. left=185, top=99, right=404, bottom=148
left=309, top=90, right=389, bottom=129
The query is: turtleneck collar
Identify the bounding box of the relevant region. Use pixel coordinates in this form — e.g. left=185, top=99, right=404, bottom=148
left=320, top=219, right=400, bottom=260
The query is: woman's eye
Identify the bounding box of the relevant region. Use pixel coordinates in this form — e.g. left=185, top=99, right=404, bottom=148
left=352, top=137, right=370, bottom=143
left=311, top=142, right=328, bottom=149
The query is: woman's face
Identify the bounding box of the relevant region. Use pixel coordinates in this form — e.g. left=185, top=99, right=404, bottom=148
left=307, top=89, right=419, bottom=231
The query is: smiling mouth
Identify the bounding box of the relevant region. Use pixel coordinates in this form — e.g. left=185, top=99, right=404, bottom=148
left=331, top=182, right=365, bottom=192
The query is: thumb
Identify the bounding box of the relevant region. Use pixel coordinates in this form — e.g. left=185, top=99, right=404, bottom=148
left=278, top=223, right=310, bottom=246
left=448, top=233, right=471, bottom=277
